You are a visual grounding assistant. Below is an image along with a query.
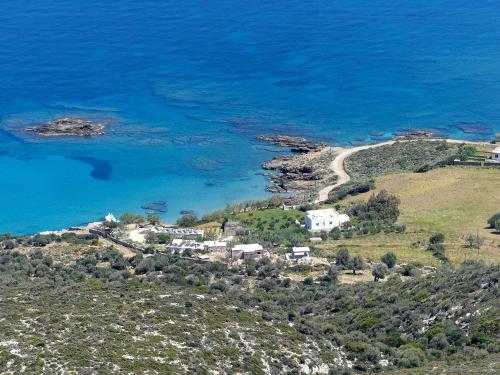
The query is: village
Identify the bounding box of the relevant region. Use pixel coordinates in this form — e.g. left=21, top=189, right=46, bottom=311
left=64, top=207, right=352, bottom=270
left=33, top=138, right=500, bottom=283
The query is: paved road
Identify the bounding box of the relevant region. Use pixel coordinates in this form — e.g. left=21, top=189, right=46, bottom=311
left=315, top=139, right=489, bottom=203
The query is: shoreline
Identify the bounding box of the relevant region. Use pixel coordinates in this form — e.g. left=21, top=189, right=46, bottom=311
left=21, top=137, right=496, bottom=237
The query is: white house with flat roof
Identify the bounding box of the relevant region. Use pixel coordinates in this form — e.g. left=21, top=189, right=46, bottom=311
left=286, top=247, right=311, bottom=261
left=231, top=244, right=265, bottom=260
left=491, top=147, right=500, bottom=162
left=305, top=208, right=349, bottom=232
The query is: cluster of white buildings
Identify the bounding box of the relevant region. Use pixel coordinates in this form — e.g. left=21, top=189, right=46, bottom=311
left=107, top=206, right=350, bottom=265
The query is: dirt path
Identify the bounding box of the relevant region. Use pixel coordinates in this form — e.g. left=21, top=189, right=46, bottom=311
left=315, top=138, right=490, bottom=203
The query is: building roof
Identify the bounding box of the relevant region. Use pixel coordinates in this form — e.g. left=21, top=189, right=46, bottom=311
left=232, top=244, right=263, bottom=252
left=292, top=246, right=310, bottom=253
left=306, top=208, right=340, bottom=218
left=203, top=241, right=227, bottom=247
left=492, top=146, right=500, bottom=153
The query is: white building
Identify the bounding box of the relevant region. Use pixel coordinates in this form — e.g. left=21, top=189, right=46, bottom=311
left=286, top=247, right=310, bottom=261
left=491, top=147, right=500, bottom=162
left=146, top=225, right=204, bottom=239
left=105, top=213, right=118, bottom=223
left=305, top=208, right=349, bottom=232
left=231, top=244, right=265, bottom=260
left=166, top=239, right=205, bottom=252
left=165, top=239, right=227, bottom=253
left=202, top=241, right=228, bottom=251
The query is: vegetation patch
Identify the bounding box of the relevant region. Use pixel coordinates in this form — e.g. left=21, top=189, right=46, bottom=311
left=344, top=141, right=462, bottom=179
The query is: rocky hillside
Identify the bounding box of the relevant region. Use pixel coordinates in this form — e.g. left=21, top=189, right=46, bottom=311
left=0, top=247, right=498, bottom=374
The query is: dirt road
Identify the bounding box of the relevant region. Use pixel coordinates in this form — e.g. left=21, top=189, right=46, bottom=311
left=315, top=139, right=489, bottom=203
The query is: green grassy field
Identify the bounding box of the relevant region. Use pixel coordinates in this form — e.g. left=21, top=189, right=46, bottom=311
left=331, top=167, right=500, bottom=266
left=234, top=208, right=304, bottom=232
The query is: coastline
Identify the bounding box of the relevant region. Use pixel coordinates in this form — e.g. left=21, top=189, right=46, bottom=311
left=23, top=135, right=498, bottom=236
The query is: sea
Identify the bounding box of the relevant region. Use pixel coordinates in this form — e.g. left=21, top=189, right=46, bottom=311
left=0, top=0, right=499, bottom=234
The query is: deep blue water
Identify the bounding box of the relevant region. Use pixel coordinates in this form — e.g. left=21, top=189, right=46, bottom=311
left=0, top=0, right=499, bottom=234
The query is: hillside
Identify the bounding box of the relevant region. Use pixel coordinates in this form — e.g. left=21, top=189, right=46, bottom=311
left=0, top=248, right=498, bottom=374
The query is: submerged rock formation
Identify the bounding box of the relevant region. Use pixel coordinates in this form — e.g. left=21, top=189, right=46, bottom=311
left=256, top=134, right=327, bottom=153
left=141, top=201, right=168, bottom=213
left=393, top=129, right=435, bottom=140
left=26, top=117, right=106, bottom=137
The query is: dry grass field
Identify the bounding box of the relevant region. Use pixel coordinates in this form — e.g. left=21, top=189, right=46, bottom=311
left=322, top=167, right=500, bottom=266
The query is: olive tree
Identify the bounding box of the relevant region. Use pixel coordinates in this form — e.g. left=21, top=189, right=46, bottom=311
left=381, top=252, right=397, bottom=268
left=372, top=263, right=388, bottom=282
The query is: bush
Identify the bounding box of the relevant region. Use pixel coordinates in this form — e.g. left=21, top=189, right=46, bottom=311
left=396, top=347, right=425, bottom=368
left=381, top=252, right=397, bottom=268
left=176, top=214, right=199, bottom=228
left=429, top=233, right=445, bottom=245
left=428, top=243, right=448, bottom=262
left=430, top=333, right=449, bottom=350
left=372, top=264, right=388, bottom=281
left=336, top=248, right=350, bottom=269
left=402, top=264, right=421, bottom=277
left=303, top=277, right=314, bottom=285
left=327, top=179, right=375, bottom=203
left=457, top=145, right=477, bottom=161
left=465, top=233, right=483, bottom=250
left=487, top=213, right=500, bottom=229
left=351, top=256, right=365, bottom=275
left=329, top=227, right=341, bottom=240
left=147, top=213, right=161, bottom=225
left=119, top=213, right=145, bottom=224
left=348, top=190, right=400, bottom=224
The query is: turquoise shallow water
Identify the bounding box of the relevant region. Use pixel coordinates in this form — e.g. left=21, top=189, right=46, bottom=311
left=0, top=0, right=499, bottom=234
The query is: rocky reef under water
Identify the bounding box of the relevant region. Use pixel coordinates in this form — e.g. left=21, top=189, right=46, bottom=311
left=25, top=117, right=106, bottom=137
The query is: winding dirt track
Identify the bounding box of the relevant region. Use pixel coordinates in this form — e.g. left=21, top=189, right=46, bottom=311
left=315, top=139, right=490, bottom=203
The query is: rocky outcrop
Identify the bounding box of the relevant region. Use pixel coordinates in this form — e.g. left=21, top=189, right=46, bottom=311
left=26, top=117, right=105, bottom=137
left=256, top=134, right=327, bottom=153
left=393, top=129, right=435, bottom=141
left=258, top=135, right=337, bottom=204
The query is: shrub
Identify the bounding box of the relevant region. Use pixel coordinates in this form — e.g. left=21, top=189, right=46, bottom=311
left=303, top=277, right=314, bottom=285
left=327, top=179, right=375, bottom=203
left=372, top=264, right=388, bottom=281
left=176, top=214, right=199, bottom=228
left=210, top=281, right=226, bottom=292
left=351, top=255, right=365, bottom=275
left=465, top=233, right=483, bottom=250
left=396, top=347, right=425, bottom=368
left=402, top=264, right=421, bottom=277
left=429, top=233, right=445, bottom=245
left=487, top=213, right=500, bottom=229
left=429, top=244, right=447, bottom=262
left=381, top=252, right=397, bottom=268
left=335, top=248, right=350, bottom=269
left=329, top=227, right=341, bottom=240
left=147, top=213, right=161, bottom=225
left=119, top=213, right=145, bottom=224
left=348, top=190, right=400, bottom=224
left=430, top=333, right=449, bottom=350
left=457, top=145, right=477, bottom=161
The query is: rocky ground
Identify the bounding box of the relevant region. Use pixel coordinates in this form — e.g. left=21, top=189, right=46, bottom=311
left=258, top=135, right=337, bottom=204
left=25, top=117, right=106, bottom=137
